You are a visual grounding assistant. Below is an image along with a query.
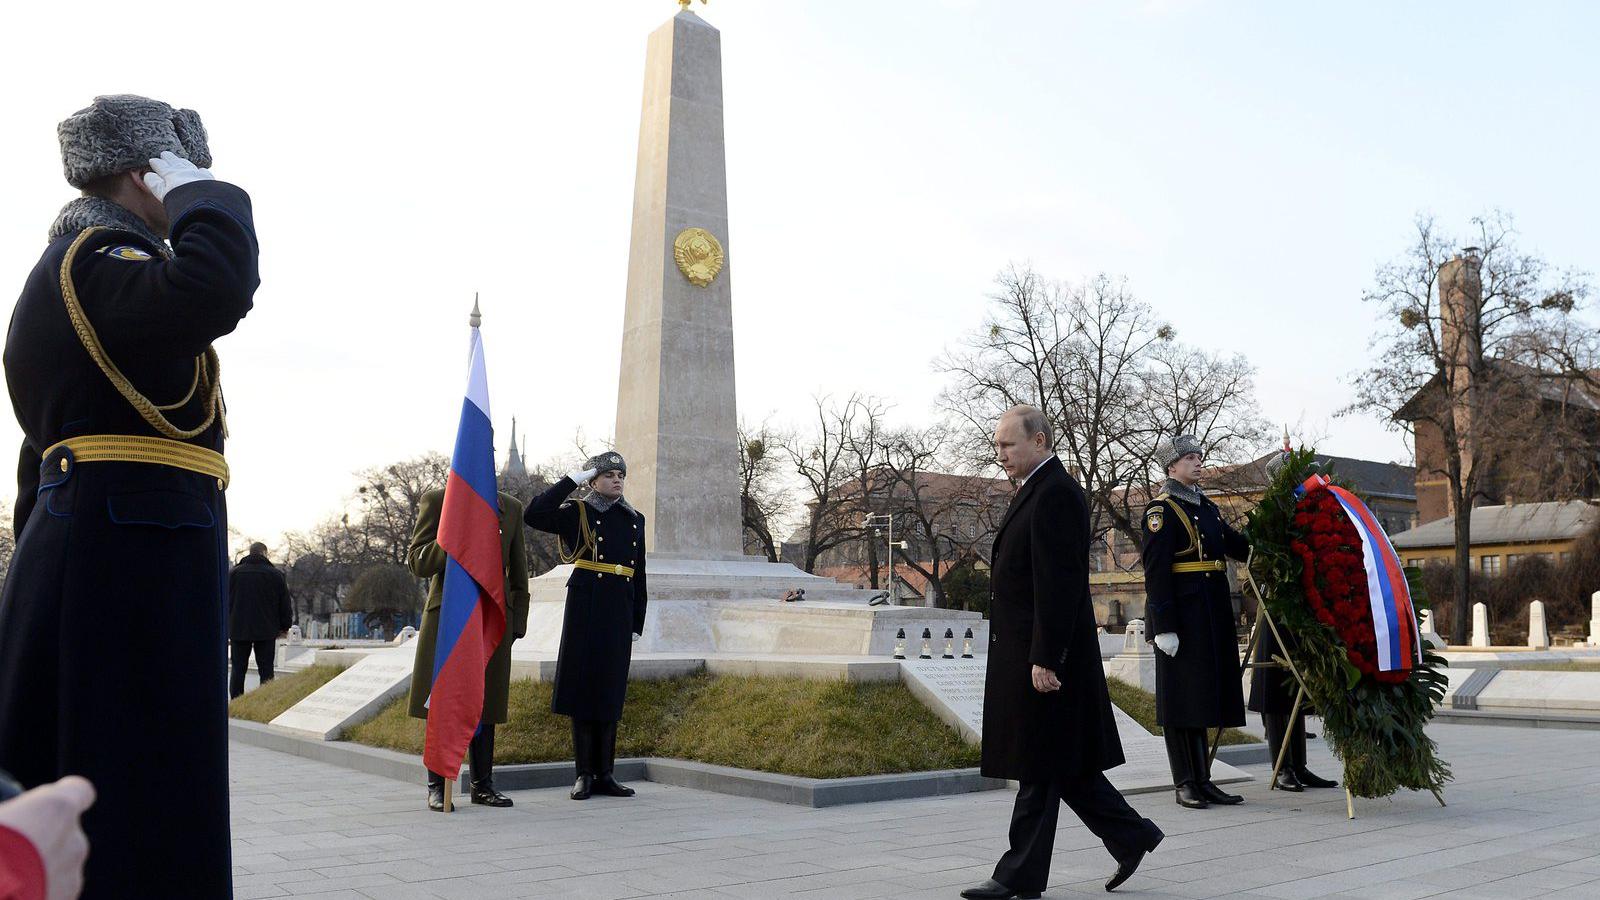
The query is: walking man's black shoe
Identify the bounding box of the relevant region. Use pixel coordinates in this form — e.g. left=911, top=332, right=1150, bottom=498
left=1106, top=850, right=1146, bottom=892
left=1200, top=781, right=1244, bottom=805
left=959, top=879, right=1040, bottom=899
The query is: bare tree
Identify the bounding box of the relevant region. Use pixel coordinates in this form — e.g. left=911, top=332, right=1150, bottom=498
left=938, top=265, right=1270, bottom=557
left=780, top=394, right=884, bottom=574
left=739, top=420, right=790, bottom=562
left=1347, top=212, right=1595, bottom=645
left=351, top=453, right=450, bottom=566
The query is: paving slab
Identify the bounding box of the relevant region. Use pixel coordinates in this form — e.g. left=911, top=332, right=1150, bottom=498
left=227, top=722, right=1600, bottom=898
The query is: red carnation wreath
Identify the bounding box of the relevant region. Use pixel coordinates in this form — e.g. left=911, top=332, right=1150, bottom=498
left=1289, top=488, right=1409, bottom=685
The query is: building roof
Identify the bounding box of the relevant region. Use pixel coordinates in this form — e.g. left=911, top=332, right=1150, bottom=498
left=1206, top=453, right=1417, bottom=501
left=1389, top=500, right=1599, bottom=549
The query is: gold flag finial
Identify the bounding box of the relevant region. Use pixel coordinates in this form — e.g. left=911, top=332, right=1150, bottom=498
left=679, top=0, right=705, bottom=10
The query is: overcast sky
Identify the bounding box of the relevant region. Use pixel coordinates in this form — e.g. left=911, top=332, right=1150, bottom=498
left=2, top=1, right=1596, bottom=546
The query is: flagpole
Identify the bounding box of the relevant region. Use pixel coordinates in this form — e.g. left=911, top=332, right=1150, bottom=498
left=442, top=290, right=478, bottom=816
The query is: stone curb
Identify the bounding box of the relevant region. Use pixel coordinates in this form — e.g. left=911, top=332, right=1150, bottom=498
left=230, top=719, right=1004, bottom=807
left=1214, top=743, right=1269, bottom=767
left=1431, top=708, right=1600, bottom=731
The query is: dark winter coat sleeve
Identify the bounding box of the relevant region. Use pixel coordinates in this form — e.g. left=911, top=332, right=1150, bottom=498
left=1142, top=501, right=1178, bottom=636
left=1027, top=480, right=1085, bottom=671
left=523, top=477, right=581, bottom=549
left=1220, top=508, right=1251, bottom=562
left=69, top=181, right=259, bottom=360
left=632, top=518, right=649, bottom=635
left=11, top=443, right=38, bottom=540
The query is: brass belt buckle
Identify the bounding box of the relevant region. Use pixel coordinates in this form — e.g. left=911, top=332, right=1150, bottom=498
left=614, top=564, right=625, bottom=575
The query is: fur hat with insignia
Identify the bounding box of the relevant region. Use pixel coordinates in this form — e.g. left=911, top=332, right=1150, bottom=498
left=585, top=451, right=626, bottom=478
left=58, top=95, right=211, bottom=188
left=1157, top=434, right=1203, bottom=472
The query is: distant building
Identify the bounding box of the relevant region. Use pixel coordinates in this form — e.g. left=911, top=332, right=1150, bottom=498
left=501, top=417, right=528, bottom=481
left=1390, top=500, right=1598, bottom=576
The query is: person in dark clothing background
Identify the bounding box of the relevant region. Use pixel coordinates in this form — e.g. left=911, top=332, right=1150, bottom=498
left=228, top=542, right=292, bottom=698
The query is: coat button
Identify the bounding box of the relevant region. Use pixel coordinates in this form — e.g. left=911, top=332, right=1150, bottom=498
left=217, top=478, right=226, bottom=490
left=58, top=458, right=68, bottom=472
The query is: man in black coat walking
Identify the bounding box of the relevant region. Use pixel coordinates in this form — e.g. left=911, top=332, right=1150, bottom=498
left=963, top=406, right=1163, bottom=900
left=524, top=451, right=648, bottom=801
left=0, top=95, right=258, bottom=898
left=229, top=542, right=292, bottom=698
left=1141, top=435, right=1252, bottom=810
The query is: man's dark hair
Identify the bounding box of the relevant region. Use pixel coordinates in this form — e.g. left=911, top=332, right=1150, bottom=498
left=249, top=542, right=269, bottom=557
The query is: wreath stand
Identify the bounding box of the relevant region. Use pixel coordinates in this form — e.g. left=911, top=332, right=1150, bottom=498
left=1207, top=555, right=1359, bottom=819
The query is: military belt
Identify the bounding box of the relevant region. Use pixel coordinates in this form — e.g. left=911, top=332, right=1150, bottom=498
left=573, top=559, right=634, bottom=578
left=45, top=434, right=229, bottom=489
left=1171, top=560, right=1226, bottom=574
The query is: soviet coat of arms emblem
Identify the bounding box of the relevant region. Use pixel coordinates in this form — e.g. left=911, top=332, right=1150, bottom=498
left=672, top=227, right=725, bottom=287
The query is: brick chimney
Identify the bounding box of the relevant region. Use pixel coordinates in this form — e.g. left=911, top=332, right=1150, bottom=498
left=1437, top=247, right=1484, bottom=516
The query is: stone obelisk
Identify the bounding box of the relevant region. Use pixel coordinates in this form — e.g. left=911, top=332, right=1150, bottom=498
left=615, top=8, right=742, bottom=557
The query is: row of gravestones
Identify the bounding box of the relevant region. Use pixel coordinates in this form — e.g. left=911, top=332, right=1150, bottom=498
left=1464, top=591, right=1600, bottom=649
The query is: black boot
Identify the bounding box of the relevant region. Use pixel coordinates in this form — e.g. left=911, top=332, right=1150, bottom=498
left=426, top=770, right=447, bottom=812
left=1264, top=714, right=1304, bottom=791
left=1193, top=730, right=1242, bottom=804
left=1290, top=715, right=1338, bottom=788
left=591, top=720, right=635, bottom=797
left=570, top=719, right=595, bottom=800
left=468, top=726, right=513, bottom=807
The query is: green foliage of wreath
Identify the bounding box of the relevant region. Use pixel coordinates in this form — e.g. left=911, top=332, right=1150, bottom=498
left=1244, top=448, right=1451, bottom=802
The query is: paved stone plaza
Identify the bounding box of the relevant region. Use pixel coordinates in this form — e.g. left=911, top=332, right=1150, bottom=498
left=230, top=723, right=1600, bottom=899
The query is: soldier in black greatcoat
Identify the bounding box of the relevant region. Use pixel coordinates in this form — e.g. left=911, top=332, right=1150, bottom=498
left=962, top=406, right=1162, bottom=900
left=524, top=451, right=648, bottom=801
left=1141, top=435, right=1251, bottom=810
left=1247, top=452, right=1338, bottom=792
left=0, top=95, right=258, bottom=898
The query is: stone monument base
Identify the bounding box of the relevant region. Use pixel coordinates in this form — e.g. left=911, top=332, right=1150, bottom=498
left=524, top=554, right=985, bottom=656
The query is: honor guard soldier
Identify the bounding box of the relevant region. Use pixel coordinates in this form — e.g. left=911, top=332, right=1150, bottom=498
left=406, top=487, right=531, bottom=811
left=524, top=451, right=648, bottom=800
left=1247, top=452, right=1338, bottom=792
left=1141, top=435, right=1250, bottom=810
left=0, top=95, right=259, bottom=897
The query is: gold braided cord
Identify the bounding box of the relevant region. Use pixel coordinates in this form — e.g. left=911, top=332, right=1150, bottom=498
left=572, top=559, right=634, bottom=578
left=1171, top=560, right=1227, bottom=574
left=557, top=498, right=599, bottom=565
left=44, top=434, right=229, bottom=487
left=58, top=227, right=226, bottom=440
left=152, top=357, right=202, bottom=411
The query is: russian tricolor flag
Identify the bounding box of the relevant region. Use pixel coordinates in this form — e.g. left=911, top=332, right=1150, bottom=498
left=423, top=316, right=507, bottom=779
left=1304, top=475, right=1423, bottom=673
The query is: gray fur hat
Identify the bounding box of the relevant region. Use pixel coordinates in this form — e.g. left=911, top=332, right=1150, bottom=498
left=1158, top=434, right=1203, bottom=471
left=586, top=451, right=626, bottom=478
left=58, top=95, right=211, bottom=188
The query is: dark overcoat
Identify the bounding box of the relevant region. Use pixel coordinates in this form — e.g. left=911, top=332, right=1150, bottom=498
left=1247, top=618, right=1309, bottom=715
left=0, top=181, right=258, bottom=898
left=981, top=456, right=1125, bottom=782
left=406, top=488, right=531, bottom=724
left=1141, top=490, right=1250, bottom=728
left=524, top=476, right=647, bottom=723
left=228, top=552, right=292, bottom=641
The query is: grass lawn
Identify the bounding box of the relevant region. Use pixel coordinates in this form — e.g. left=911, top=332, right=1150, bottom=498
left=1107, top=678, right=1260, bottom=745
left=346, top=674, right=982, bottom=779
left=1494, top=660, right=1600, bottom=672
left=228, top=665, right=345, bottom=723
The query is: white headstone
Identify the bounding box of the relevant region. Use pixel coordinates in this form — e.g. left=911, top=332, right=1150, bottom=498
left=1589, top=591, right=1600, bottom=647
left=1106, top=619, right=1156, bottom=691
left=1527, top=600, right=1549, bottom=649
left=286, top=624, right=303, bottom=645
left=1122, top=619, right=1148, bottom=654
left=1418, top=609, right=1445, bottom=649
left=394, top=626, right=418, bottom=645
left=269, top=647, right=415, bottom=740
left=1470, top=602, right=1491, bottom=648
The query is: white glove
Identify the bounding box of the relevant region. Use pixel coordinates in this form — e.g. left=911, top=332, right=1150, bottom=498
left=567, top=467, right=599, bottom=484
left=142, top=150, right=214, bottom=201
left=1154, top=633, right=1179, bottom=657
left=632, top=632, right=641, bottom=642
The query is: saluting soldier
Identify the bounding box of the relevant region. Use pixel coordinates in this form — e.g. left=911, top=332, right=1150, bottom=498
left=0, top=95, right=259, bottom=897
left=406, top=487, right=531, bottom=811
left=1247, top=452, right=1338, bottom=793
left=1141, top=435, right=1250, bottom=810
left=524, top=451, right=647, bottom=800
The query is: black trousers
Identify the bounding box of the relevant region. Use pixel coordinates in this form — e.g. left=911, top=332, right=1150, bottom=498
left=992, top=773, right=1163, bottom=893
left=1163, top=726, right=1213, bottom=787
left=229, top=639, right=275, bottom=699
left=571, top=718, right=620, bottom=776
left=428, top=725, right=495, bottom=789
left=1263, top=712, right=1307, bottom=770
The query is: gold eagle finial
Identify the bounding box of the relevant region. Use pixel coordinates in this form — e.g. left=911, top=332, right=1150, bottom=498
left=679, top=0, right=706, bottom=10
